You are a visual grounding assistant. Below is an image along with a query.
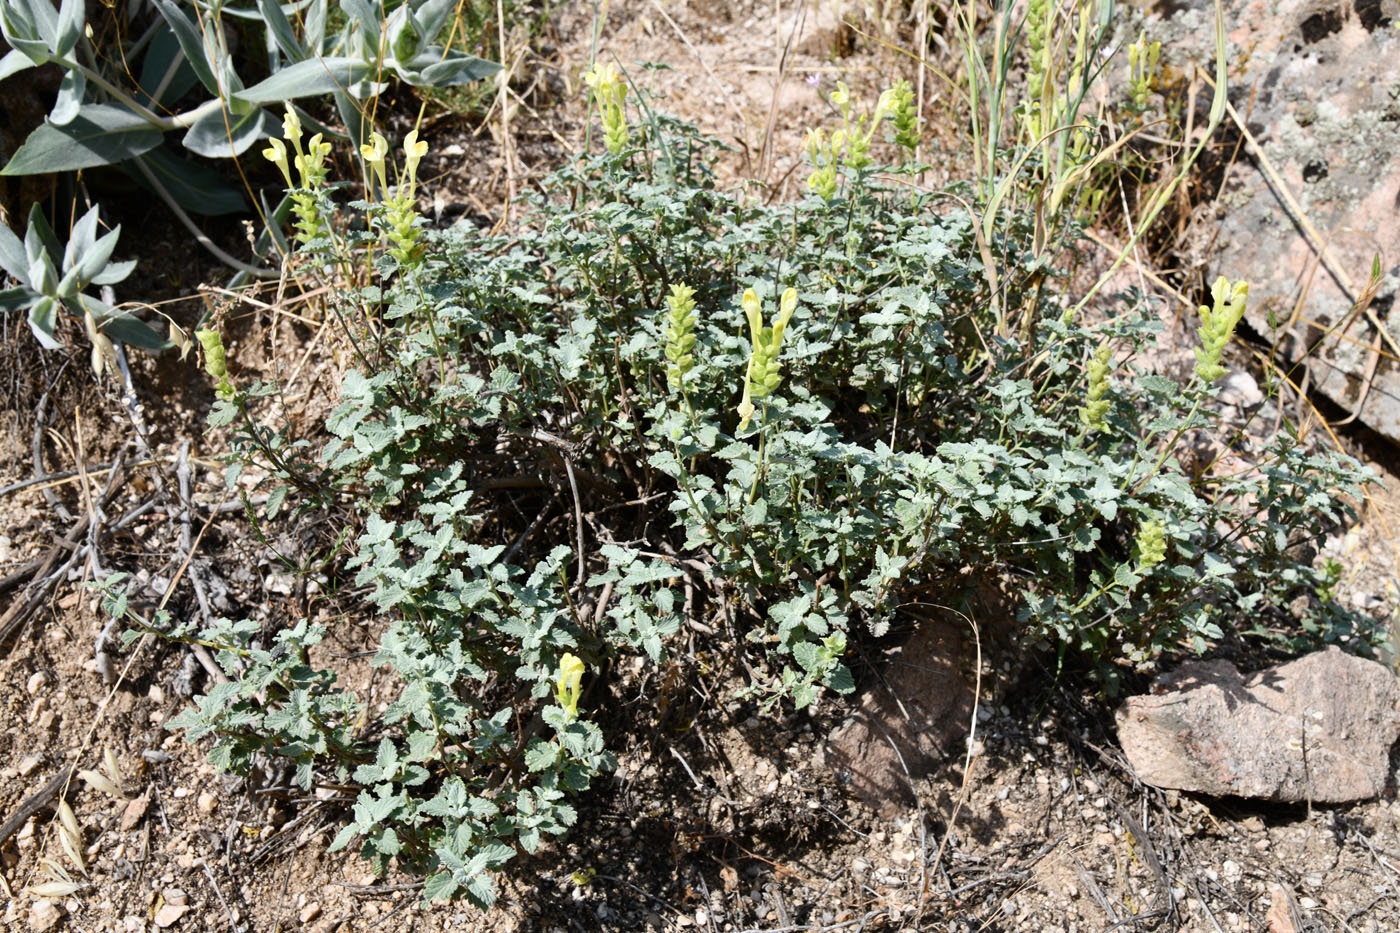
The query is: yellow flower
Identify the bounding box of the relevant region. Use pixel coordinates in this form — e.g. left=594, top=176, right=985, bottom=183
left=403, top=129, right=429, bottom=185
left=282, top=105, right=303, bottom=153
left=555, top=653, right=585, bottom=720
left=771, top=288, right=797, bottom=347
left=742, top=288, right=763, bottom=342
left=262, top=137, right=292, bottom=188
left=360, top=131, right=389, bottom=193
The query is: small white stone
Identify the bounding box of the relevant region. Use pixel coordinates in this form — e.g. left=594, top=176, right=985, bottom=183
left=299, top=903, right=322, bottom=924
left=1299, top=897, right=1318, bottom=909
left=17, top=755, right=41, bottom=776
left=25, top=672, right=47, bottom=695
left=1218, top=369, right=1263, bottom=407
left=29, top=899, right=62, bottom=932
left=197, top=793, right=217, bottom=815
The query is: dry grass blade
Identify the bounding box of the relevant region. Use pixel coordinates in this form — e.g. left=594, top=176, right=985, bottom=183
left=77, top=769, right=123, bottom=800
left=38, top=857, right=72, bottom=883
left=27, top=880, right=85, bottom=898
left=56, top=800, right=86, bottom=876
left=102, top=747, right=125, bottom=793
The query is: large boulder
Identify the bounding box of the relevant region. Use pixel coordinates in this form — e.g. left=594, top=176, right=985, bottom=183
left=1116, top=647, right=1400, bottom=803
left=1154, top=0, right=1400, bottom=439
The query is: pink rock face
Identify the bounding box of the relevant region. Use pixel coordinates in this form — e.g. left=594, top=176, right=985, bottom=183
left=1157, top=0, right=1400, bottom=439
left=1116, top=647, right=1400, bottom=803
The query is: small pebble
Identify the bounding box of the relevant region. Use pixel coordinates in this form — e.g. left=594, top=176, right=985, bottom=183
left=197, top=792, right=217, bottom=814
left=29, top=899, right=63, bottom=932
left=153, top=903, right=190, bottom=928
left=17, top=755, right=41, bottom=776
left=300, top=903, right=322, bottom=924
left=26, top=672, right=47, bottom=695
left=120, top=795, right=150, bottom=830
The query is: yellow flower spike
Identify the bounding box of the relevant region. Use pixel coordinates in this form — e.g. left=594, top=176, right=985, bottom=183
left=1136, top=519, right=1167, bottom=569
left=195, top=327, right=235, bottom=399
left=583, top=62, right=623, bottom=99
left=361, top=132, right=389, bottom=163
left=555, top=653, right=585, bottom=720
left=584, top=62, right=629, bottom=154
left=1194, top=276, right=1250, bottom=382
left=262, top=137, right=293, bottom=188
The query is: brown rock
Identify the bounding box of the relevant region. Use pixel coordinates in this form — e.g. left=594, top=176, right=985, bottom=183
left=826, top=618, right=975, bottom=814
left=1116, top=647, right=1400, bottom=803
left=119, top=794, right=150, bottom=831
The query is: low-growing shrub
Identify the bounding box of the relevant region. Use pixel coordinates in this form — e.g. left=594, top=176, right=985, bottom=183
left=100, top=70, right=1373, bottom=906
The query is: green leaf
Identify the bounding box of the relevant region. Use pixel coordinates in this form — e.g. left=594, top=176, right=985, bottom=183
left=0, top=223, right=28, bottom=282
left=0, top=48, right=35, bottom=81
left=149, top=0, right=221, bottom=97
left=27, top=296, right=60, bottom=349
left=96, top=309, right=172, bottom=350
left=50, top=66, right=84, bottom=125
left=0, top=0, right=57, bottom=64
left=54, top=0, right=83, bottom=59
left=129, top=148, right=248, bottom=217
left=412, top=53, right=502, bottom=88
left=2, top=105, right=163, bottom=175
left=136, top=29, right=199, bottom=109
left=422, top=869, right=458, bottom=902
left=826, top=663, right=855, bottom=694
left=235, top=57, right=371, bottom=104
left=182, top=103, right=279, bottom=159
left=257, top=0, right=308, bottom=64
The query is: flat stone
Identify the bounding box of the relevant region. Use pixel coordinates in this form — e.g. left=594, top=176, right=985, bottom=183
left=826, top=618, right=975, bottom=814
left=119, top=794, right=150, bottom=831
left=153, top=903, right=190, bottom=928
left=1116, top=647, right=1400, bottom=803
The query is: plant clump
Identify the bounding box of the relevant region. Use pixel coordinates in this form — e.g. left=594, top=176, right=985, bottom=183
left=95, top=59, right=1375, bottom=910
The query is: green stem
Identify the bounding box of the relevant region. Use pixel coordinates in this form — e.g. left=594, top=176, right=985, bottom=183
left=747, top=403, right=770, bottom=505
left=1129, top=394, right=1204, bottom=496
